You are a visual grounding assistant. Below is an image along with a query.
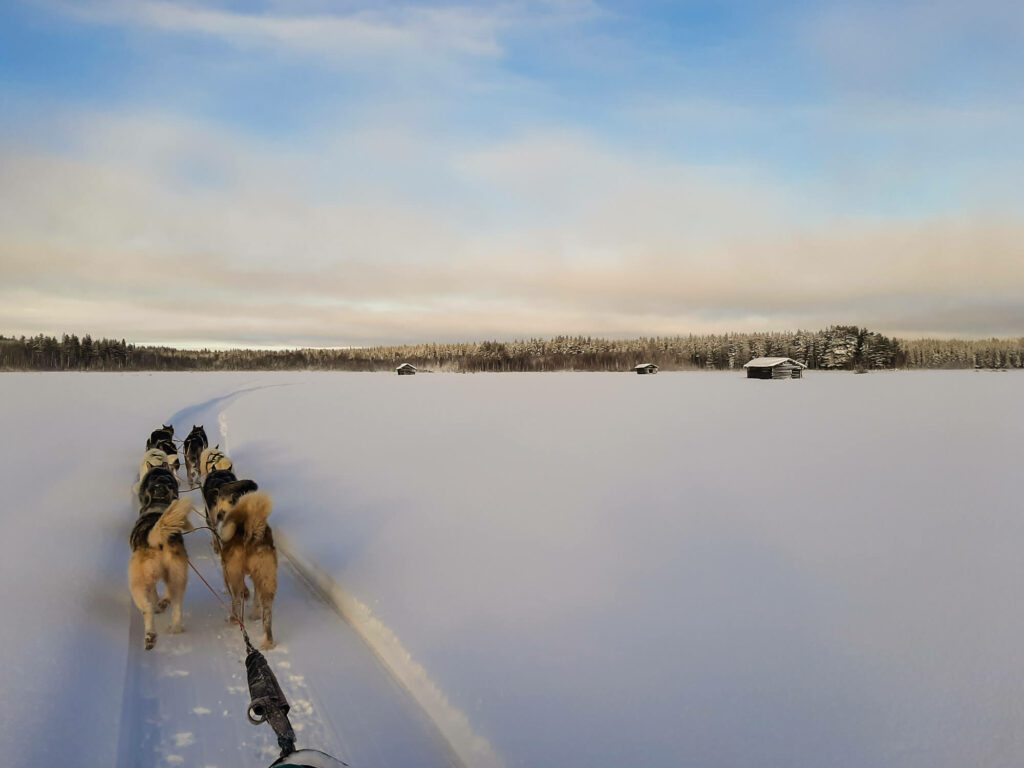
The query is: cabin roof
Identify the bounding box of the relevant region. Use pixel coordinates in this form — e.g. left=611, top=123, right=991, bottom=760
left=634, top=363, right=658, bottom=369
left=396, top=363, right=417, bottom=370
left=742, top=357, right=807, bottom=369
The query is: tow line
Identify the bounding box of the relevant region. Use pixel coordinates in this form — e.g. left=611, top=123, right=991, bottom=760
left=181, top=522, right=307, bottom=762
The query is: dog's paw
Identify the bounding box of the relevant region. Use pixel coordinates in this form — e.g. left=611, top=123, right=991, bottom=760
left=169, top=624, right=184, bottom=634
left=155, top=598, right=170, bottom=614
left=144, top=632, right=157, bottom=650
left=259, top=637, right=275, bottom=651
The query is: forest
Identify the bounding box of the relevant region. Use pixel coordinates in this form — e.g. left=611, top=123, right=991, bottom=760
left=2, top=326, right=1022, bottom=372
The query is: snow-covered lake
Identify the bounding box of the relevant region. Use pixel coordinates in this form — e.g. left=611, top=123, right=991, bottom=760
left=1, top=370, right=1022, bottom=767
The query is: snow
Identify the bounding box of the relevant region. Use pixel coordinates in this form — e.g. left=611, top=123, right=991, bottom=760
left=743, top=356, right=806, bottom=367
left=0, top=373, right=453, bottom=768
left=1, top=370, right=1023, bottom=767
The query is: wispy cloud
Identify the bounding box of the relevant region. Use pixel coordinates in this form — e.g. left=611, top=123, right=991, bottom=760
left=2, top=108, right=1022, bottom=344
left=3, top=1, right=1023, bottom=344
left=48, top=0, right=603, bottom=65
left=61, top=1, right=499, bottom=57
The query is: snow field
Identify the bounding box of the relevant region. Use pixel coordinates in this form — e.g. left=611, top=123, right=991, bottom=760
left=223, top=370, right=1024, bottom=768
left=2, top=370, right=1023, bottom=768
left=0, top=373, right=456, bottom=768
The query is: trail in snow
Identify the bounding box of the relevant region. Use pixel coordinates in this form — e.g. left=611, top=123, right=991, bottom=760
left=116, top=383, right=458, bottom=768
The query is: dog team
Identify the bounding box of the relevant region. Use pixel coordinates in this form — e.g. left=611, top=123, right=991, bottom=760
left=128, top=423, right=278, bottom=651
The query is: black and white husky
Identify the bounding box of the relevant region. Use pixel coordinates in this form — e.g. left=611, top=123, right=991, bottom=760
left=182, top=425, right=209, bottom=485
left=202, top=467, right=237, bottom=552
left=138, top=466, right=180, bottom=513
left=146, top=425, right=180, bottom=472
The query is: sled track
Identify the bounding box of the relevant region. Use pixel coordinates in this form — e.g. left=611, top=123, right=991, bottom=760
left=116, top=384, right=463, bottom=768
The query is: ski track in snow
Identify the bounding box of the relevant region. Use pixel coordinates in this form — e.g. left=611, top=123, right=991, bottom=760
left=117, top=383, right=460, bottom=768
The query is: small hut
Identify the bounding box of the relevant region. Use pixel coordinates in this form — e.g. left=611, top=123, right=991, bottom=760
left=634, top=363, right=659, bottom=375
left=396, top=363, right=417, bottom=375
left=742, top=357, right=806, bottom=379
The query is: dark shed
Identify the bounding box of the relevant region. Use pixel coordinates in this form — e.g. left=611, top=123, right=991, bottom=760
left=634, top=363, right=659, bottom=375
left=396, top=363, right=417, bottom=375
left=742, top=357, right=807, bottom=379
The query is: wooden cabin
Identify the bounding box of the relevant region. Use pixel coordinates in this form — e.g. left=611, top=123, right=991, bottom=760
left=396, top=363, right=417, bottom=375
left=742, top=357, right=806, bottom=379
left=634, top=363, right=659, bottom=375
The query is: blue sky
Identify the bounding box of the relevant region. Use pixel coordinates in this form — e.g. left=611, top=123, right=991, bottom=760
left=2, top=0, right=1022, bottom=346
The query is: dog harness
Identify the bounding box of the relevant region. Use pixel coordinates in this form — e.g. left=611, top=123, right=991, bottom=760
left=204, top=450, right=229, bottom=475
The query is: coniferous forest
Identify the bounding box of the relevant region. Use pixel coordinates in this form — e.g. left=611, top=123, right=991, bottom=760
left=2, top=327, right=1022, bottom=372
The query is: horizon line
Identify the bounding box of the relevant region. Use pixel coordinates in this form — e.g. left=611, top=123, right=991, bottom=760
left=5, top=328, right=1024, bottom=353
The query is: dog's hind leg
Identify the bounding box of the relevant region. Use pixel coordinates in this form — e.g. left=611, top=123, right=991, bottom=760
left=132, top=593, right=157, bottom=649
left=249, top=583, right=262, bottom=620
left=223, top=561, right=247, bottom=625
left=252, top=558, right=277, bottom=650
left=154, top=585, right=170, bottom=614
left=164, top=557, right=188, bottom=634
left=259, top=601, right=274, bottom=650
left=129, top=557, right=159, bottom=650
left=147, top=576, right=169, bottom=613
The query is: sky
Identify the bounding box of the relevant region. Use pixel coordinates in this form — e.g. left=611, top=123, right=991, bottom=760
left=1, top=0, right=1022, bottom=347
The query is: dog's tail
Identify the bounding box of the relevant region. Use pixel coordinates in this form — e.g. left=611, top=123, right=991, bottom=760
left=221, top=492, right=272, bottom=543
left=147, top=498, right=193, bottom=548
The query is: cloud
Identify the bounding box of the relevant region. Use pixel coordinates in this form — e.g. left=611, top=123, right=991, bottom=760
left=48, top=0, right=603, bottom=67
left=58, top=0, right=501, bottom=58
left=2, top=106, right=1023, bottom=345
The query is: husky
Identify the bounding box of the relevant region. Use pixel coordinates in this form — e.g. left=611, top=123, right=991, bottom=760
left=137, top=448, right=170, bottom=484
left=200, top=445, right=233, bottom=478
left=146, top=426, right=180, bottom=472
left=182, top=425, right=209, bottom=485
left=139, top=466, right=180, bottom=512
left=128, top=498, right=192, bottom=650
left=147, top=425, right=173, bottom=443
left=202, top=468, right=237, bottom=522
left=211, top=482, right=277, bottom=650
left=201, top=468, right=239, bottom=554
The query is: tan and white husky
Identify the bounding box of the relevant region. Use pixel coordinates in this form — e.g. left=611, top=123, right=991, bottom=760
left=211, top=483, right=277, bottom=650
left=128, top=498, right=193, bottom=650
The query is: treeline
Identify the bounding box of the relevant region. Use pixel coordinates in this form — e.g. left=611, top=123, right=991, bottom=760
left=1, top=327, right=1022, bottom=372
left=901, top=337, right=1024, bottom=370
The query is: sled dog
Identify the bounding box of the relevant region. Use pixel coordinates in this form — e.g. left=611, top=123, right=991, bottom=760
left=201, top=468, right=237, bottom=552
left=138, top=466, right=180, bottom=513
left=128, top=497, right=192, bottom=650
left=137, top=448, right=170, bottom=483
left=151, top=428, right=181, bottom=471
left=211, top=481, right=277, bottom=650
left=146, top=424, right=174, bottom=446
left=182, top=425, right=209, bottom=484
left=200, top=446, right=233, bottom=478
left=146, top=426, right=179, bottom=471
